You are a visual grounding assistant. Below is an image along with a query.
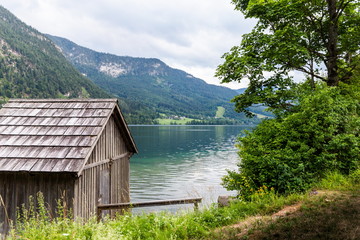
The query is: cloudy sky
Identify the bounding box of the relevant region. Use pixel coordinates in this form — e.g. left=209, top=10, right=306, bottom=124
left=1, top=0, right=256, bottom=89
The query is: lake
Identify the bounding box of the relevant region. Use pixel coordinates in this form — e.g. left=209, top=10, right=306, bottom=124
left=128, top=125, right=251, bottom=211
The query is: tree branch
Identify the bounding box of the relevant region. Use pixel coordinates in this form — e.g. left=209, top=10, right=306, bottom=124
left=336, top=0, right=351, bottom=21
left=304, top=5, right=328, bottom=47
left=295, top=66, right=328, bottom=82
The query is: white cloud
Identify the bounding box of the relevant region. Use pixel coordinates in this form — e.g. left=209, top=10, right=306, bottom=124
left=1, top=0, right=255, bottom=88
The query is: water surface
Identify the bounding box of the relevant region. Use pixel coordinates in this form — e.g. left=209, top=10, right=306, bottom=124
left=129, top=125, right=251, bottom=211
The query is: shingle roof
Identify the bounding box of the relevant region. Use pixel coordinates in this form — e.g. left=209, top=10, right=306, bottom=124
left=0, top=99, right=136, bottom=173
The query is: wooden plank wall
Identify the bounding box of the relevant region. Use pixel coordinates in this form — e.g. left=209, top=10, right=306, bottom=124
left=111, top=158, right=129, bottom=209
left=0, top=172, right=75, bottom=234
left=74, top=115, right=130, bottom=219
left=110, top=119, right=130, bottom=216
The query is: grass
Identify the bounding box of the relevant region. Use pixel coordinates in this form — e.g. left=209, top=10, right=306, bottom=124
left=214, top=171, right=360, bottom=240
left=6, top=192, right=305, bottom=239
left=231, top=190, right=360, bottom=240
left=156, top=117, right=194, bottom=125
left=6, top=171, right=360, bottom=239
left=156, top=106, right=226, bottom=125
left=215, top=107, right=225, bottom=118
left=155, top=113, right=195, bottom=125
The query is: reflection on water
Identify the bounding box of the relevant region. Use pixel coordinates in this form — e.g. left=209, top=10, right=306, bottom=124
left=129, top=125, right=251, bottom=211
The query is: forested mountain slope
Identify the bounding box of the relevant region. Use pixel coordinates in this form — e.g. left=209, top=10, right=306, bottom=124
left=0, top=5, right=257, bottom=124
left=0, top=6, right=109, bottom=103
left=47, top=35, right=251, bottom=123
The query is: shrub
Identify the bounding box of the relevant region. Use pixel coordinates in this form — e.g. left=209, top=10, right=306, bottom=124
left=223, top=84, right=360, bottom=200
left=350, top=168, right=360, bottom=184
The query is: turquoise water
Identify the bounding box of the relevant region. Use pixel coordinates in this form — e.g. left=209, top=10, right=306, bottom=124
left=128, top=125, right=251, bottom=211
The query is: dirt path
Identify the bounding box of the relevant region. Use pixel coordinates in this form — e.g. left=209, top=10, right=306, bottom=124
left=212, top=190, right=360, bottom=240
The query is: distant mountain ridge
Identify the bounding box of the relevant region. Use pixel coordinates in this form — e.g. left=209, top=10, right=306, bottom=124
left=0, top=5, right=109, bottom=101
left=0, top=5, right=263, bottom=124
left=47, top=35, right=250, bottom=123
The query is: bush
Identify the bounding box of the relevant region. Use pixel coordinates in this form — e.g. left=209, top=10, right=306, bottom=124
left=350, top=168, right=360, bottom=184
left=223, top=84, right=360, bottom=200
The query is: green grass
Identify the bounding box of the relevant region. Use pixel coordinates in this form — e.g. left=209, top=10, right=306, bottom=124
left=215, top=107, right=225, bottom=118
left=8, top=191, right=305, bottom=239
left=156, top=117, right=195, bottom=125
left=236, top=193, right=360, bottom=240
left=269, top=193, right=359, bottom=240
left=217, top=171, right=360, bottom=240
left=7, top=171, right=360, bottom=240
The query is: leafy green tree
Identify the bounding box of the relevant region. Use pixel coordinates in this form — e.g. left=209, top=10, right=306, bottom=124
left=216, top=0, right=360, bottom=117
left=223, top=83, right=360, bottom=198
left=219, top=0, right=360, bottom=199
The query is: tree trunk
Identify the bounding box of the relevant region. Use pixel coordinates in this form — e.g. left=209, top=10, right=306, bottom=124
left=326, top=0, right=339, bottom=86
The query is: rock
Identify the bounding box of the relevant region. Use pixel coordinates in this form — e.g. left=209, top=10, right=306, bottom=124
left=309, top=189, right=318, bottom=195
left=218, top=195, right=233, bottom=207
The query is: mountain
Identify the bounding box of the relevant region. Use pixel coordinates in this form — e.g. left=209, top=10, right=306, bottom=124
left=0, top=5, right=110, bottom=103
left=236, top=88, right=247, bottom=94
left=235, top=88, right=273, bottom=118
left=46, top=35, right=253, bottom=124
left=0, top=4, right=258, bottom=124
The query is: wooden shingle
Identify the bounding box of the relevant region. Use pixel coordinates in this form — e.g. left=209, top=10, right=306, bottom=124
left=0, top=99, right=137, bottom=174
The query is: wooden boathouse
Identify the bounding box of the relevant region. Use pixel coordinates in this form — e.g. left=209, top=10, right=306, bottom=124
left=0, top=99, right=137, bottom=233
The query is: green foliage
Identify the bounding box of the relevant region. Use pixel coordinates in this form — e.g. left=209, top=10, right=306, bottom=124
left=216, top=0, right=360, bottom=116
left=223, top=84, right=360, bottom=199
left=316, top=169, right=360, bottom=190
left=219, top=0, right=360, bottom=200
left=350, top=168, right=360, bottom=184
left=316, top=171, right=354, bottom=190
left=10, top=190, right=306, bottom=240
left=10, top=175, right=360, bottom=239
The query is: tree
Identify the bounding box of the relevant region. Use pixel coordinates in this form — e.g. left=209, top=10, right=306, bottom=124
left=218, top=0, right=360, bottom=199
left=216, top=0, right=360, bottom=117
left=222, top=83, right=360, bottom=198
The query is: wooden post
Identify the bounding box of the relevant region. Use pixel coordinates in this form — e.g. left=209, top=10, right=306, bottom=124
left=194, top=201, right=199, bottom=211
left=96, top=206, right=102, bottom=222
